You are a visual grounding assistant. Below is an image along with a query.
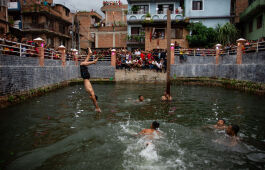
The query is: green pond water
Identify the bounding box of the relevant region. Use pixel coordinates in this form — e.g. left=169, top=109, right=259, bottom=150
left=0, top=83, right=265, bottom=170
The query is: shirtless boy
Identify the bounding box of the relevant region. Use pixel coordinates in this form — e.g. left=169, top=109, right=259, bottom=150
left=80, top=48, right=101, bottom=112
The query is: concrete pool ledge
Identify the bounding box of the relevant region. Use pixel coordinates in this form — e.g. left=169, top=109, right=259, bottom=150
left=172, top=77, right=265, bottom=95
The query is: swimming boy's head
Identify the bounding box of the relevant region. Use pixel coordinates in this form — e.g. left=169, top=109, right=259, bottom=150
left=217, top=119, right=225, bottom=126
left=138, top=95, right=144, bottom=102
left=90, top=94, right=98, bottom=101
left=151, top=121, right=160, bottom=130
left=226, top=124, right=239, bottom=136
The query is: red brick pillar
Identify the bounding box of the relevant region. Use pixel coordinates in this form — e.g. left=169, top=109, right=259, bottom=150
left=111, top=49, right=116, bottom=67
left=215, top=44, right=222, bottom=65
left=58, top=45, right=66, bottom=67
left=33, top=37, right=45, bottom=67
left=236, top=38, right=246, bottom=64
left=170, top=43, right=175, bottom=64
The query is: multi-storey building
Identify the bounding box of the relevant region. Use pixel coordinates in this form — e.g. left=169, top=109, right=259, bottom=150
left=0, top=0, right=9, bottom=35
left=20, top=0, right=73, bottom=49
left=91, top=1, right=128, bottom=49
left=127, top=0, right=188, bottom=51
left=76, top=11, right=102, bottom=52
left=240, top=0, right=265, bottom=40
left=185, top=0, right=233, bottom=28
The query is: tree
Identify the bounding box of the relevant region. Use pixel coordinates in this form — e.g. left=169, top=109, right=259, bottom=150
left=186, top=22, right=218, bottom=48
left=216, top=23, right=239, bottom=45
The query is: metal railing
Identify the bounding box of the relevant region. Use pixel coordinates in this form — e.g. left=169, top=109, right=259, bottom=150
left=0, top=38, right=38, bottom=57
left=175, top=49, right=216, bottom=56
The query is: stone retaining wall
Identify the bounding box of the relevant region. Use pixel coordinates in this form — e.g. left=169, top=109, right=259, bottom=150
left=0, top=55, right=115, bottom=96
left=171, top=51, right=265, bottom=83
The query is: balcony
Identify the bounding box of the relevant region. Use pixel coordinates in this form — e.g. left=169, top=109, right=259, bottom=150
left=8, top=2, right=21, bottom=11
left=127, top=11, right=184, bottom=23
left=23, top=23, right=70, bottom=37
left=127, top=34, right=145, bottom=45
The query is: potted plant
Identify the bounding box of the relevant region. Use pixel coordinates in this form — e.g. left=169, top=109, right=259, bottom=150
left=131, top=5, right=139, bottom=14
left=145, top=13, right=151, bottom=20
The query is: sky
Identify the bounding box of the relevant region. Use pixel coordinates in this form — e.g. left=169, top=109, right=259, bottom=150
left=53, top=0, right=128, bottom=16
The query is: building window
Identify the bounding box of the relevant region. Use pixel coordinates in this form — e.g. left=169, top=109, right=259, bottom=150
left=65, top=10, right=69, bottom=17
left=152, top=28, right=165, bottom=39
left=32, top=15, right=38, bottom=24
left=157, top=4, right=174, bottom=14
left=175, top=28, right=183, bottom=39
left=249, top=21, right=253, bottom=33
left=131, top=27, right=140, bottom=35
left=257, top=15, right=262, bottom=29
left=192, top=0, right=203, bottom=10
left=131, top=5, right=149, bottom=14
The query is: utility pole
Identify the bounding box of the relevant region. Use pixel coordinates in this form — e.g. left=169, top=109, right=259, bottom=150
left=166, top=9, right=171, bottom=95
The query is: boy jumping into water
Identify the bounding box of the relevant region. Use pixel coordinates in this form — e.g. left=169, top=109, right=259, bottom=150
left=80, top=48, right=101, bottom=112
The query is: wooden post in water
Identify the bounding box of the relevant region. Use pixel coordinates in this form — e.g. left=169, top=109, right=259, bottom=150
left=166, top=9, right=171, bottom=95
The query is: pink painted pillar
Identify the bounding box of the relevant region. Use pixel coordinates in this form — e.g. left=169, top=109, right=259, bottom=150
left=236, top=38, right=246, bottom=64
left=170, top=43, right=175, bottom=64
left=33, top=38, right=45, bottom=67
left=58, top=45, right=66, bottom=67
left=215, top=44, right=222, bottom=65
left=111, top=49, right=116, bottom=67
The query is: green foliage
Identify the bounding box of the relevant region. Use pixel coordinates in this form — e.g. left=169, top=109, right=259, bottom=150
left=186, top=22, right=239, bottom=48
left=186, top=22, right=218, bottom=48
left=8, top=95, right=15, bottom=103
left=131, top=5, right=139, bottom=12
left=216, top=23, right=239, bottom=45
left=145, top=13, right=151, bottom=18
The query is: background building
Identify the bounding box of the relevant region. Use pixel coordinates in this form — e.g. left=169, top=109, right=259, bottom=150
left=0, top=0, right=9, bottom=34
left=127, top=0, right=188, bottom=51
left=91, top=1, right=127, bottom=49
left=77, top=11, right=102, bottom=52
left=20, top=0, right=73, bottom=49
left=240, top=0, right=264, bottom=40
left=184, top=0, right=233, bottom=28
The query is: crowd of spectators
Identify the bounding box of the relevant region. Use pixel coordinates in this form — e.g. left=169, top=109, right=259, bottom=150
left=116, top=49, right=167, bottom=72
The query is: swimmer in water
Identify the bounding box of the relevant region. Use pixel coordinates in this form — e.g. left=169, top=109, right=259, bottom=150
left=213, top=119, right=227, bottom=130
left=80, top=48, right=101, bottom=112
left=139, top=121, right=160, bottom=146
left=226, top=124, right=240, bottom=146
left=139, top=121, right=160, bottom=136
left=138, top=95, right=144, bottom=102
left=161, top=92, right=172, bottom=101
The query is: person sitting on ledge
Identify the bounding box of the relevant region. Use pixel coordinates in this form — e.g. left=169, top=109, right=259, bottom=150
left=161, top=92, right=172, bottom=101
left=80, top=48, right=101, bottom=112
left=213, top=119, right=227, bottom=130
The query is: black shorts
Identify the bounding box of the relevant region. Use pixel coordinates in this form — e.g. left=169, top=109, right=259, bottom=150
left=80, top=65, right=90, bottom=79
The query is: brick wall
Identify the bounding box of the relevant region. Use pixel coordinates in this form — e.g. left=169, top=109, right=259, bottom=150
left=145, top=27, right=189, bottom=51
left=235, top=0, right=249, bottom=23
left=0, top=55, right=115, bottom=96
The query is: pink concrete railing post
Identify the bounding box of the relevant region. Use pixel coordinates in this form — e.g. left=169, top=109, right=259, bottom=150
left=170, top=43, right=175, bottom=64
left=58, top=45, right=66, bottom=67
left=71, top=49, right=79, bottom=66
left=33, top=37, right=45, bottom=67
left=236, top=38, right=246, bottom=64
left=215, top=44, right=222, bottom=65
left=111, top=49, right=116, bottom=67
